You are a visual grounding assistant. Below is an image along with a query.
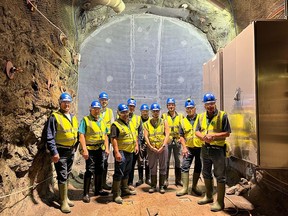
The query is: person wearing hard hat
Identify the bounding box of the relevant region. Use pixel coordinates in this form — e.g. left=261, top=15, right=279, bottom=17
left=98, top=91, right=114, bottom=190
left=162, top=98, right=184, bottom=188
left=143, top=103, right=170, bottom=194
left=46, top=92, right=78, bottom=213
left=176, top=99, right=203, bottom=197
left=195, top=93, right=231, bottom=212
left=110, top=104, right=139, bottom=204
left=78, top=100, right=110, bottom=203
left=126, top=98, right=142, bottom=190
left=135, top=104, right=151, bottom=186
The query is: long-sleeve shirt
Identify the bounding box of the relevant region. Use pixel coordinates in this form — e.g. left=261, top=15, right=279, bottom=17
left=46, top=111, right=76, bottom=156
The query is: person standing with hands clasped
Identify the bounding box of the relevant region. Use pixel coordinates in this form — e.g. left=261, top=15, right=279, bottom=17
left=176, top=99, right=203, bottom=197
left=110, top=104, right=139, bottom=204
left=46, top=92, right=78, bottom=213
left=78, top=100, right=110, bottom=203
left=162, top=98, right=183, bottom=188
left=143, top=103, right=170, bottom=194
left=196, top=93, right=231, bottom=212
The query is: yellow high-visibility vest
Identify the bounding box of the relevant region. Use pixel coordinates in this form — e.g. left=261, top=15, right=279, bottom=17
left=100, top=108, right=113, bottom=135
left=129, top=114, right=141, bottom=135
left=83, top=115, right=107, bottom=150
left=181, top=114, right=203, bottom=148
left=53, top=111, right=78, bottom=147
left=113, top=120, right=137, bottom=153
left=162, top=112, right=183, bottom=141
left=143, top=118, right=165, bottom=149
left=199, top=111, right=226, bottom=147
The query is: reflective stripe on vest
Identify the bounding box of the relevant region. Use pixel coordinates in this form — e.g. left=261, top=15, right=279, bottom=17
left=162, top=112, right=182, bottom=140
left=113, top=120, right=137, bottom=153
left=53, top=111, right=78, bottom=147
left=181, top=114, right=203, bottom=148
left=199, top=111, right=226, bottom=146
left=84, top=115, right=106, bottom=150
left=100, top=108, right=113, bottom=134
left=143, top=119, right=165, bottom=149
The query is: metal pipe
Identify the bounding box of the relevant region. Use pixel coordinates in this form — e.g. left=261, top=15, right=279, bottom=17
left=94, top=0, right=125, bottom=13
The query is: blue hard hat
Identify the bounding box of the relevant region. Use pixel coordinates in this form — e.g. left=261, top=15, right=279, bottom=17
left=203, top=93, right=216, bottom=103
left=140, top=104, right=149, bottom=111
left=91, top=100, right=101, bottom=108
left=185, top=98, right=195, bottom=108
left=59, top=92, right=72, bottom=102
left=118, top=103, right=129, bottom=112
left=99, top=92, right=109, bottom=99
left=166, top=98, right=175, bottom=104
left=150, top=102, right=161, bottom=111
left=127, top=98, right=136, bottom=106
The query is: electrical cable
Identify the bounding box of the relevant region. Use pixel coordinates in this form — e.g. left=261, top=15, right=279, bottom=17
left=0, top=175, right=56, bottom=199
left=227, top=0, right=238, bottom=35
left=27, top=0, right=65, bottom=36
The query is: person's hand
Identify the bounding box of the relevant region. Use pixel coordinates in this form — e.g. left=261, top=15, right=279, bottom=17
left=105, top=149, right=110, bottom=157
left=182, top=146, right=189, bottom=158
left=52, top=154, right=60, bottom=163
left=134, top=145, right=139, bottom=155
left=115, top=151, right=122, bottom=162
left=157, top=146, right=164, bottom=154
left=203, top=135, right=213, bottom=143
left=82, top=149, right=89, bottom=160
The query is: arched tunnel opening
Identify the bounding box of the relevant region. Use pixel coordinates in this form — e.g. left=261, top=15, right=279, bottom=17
left=78, top=13, right=214, bottom=119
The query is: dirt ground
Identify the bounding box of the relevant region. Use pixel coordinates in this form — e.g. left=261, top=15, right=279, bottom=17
left=20, top=169, right=254, bottom=216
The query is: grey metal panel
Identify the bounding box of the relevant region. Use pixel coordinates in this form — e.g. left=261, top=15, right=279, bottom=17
left=202, top=50, right=223, bottom=110
left=223, top=23, right=258, bottom=165
left=256, top=20, right=288, bottom=168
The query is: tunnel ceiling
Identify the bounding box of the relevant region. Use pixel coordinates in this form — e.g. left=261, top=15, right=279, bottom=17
left=78, top=14, right=214, bottom=118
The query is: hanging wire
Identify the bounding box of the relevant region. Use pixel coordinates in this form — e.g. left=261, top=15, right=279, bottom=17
left=0, top=175, right=56, bottom=199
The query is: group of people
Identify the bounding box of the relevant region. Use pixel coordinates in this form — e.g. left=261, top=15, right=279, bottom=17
left=46, top=91, right=231, bottom=213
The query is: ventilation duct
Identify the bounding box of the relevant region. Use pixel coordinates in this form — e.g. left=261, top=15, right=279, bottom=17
left=81, top=0, right=125, bottom=13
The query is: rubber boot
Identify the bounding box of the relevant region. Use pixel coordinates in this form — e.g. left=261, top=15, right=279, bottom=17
left=136, top=167, right=144, bottom=187
left=121, top=179, right=136, bottom=196
left=149, top=175, right=157, bottom=193
left=191, top=173, right=202, bottom=196
left=102, top=167, right=112, bottom=190
left=65, top=181, right=74, bottom=207
left=83, top=174, right=91, bottom=203
left=163, top=167, right=169, bottom=189
left=211, top=182, right=225, bottom=212
left=94, top=174, right=109, bottom=196
left=198, top=179, right=214, bottom=205
left=112, top=180, right=123, bottom=204
left=145, top=165, right=151, bottom=185
left=159, top=174, right=166, bottom=194
left=175, top=167, right=183, bottom=186
left=176, top=172, right=189, bottom=196
left=58, top=183, right=71, bottom=213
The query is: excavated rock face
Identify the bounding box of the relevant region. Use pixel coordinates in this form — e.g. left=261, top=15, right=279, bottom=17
left=0, top=0, right=285, bottom=215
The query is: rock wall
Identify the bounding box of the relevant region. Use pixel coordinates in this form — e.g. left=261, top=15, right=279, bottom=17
left=0, top=0, right=78, bottom=214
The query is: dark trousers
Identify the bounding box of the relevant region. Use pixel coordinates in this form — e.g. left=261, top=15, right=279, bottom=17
left=128, top=152, right=138, bottom=185
left=54, top=148, right=75, bottom=184
left=201, top=145, right=226, bottom=183
left=85, top=148, right=104, bottom=177
left=181, top=147, right=202, bottom=173
left=138, top=144, right=149, bottom=169
left=113, top=150, right=133, bottom=181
